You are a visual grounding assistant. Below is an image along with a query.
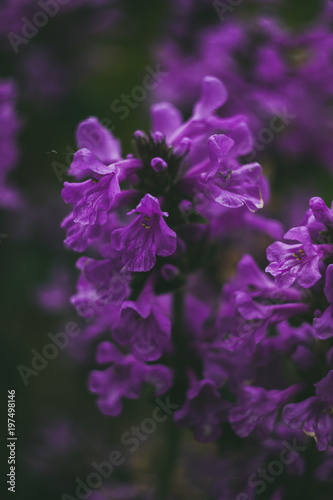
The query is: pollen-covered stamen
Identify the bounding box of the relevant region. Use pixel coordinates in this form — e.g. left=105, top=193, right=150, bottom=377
left=292, top=248, right=306, bottom=261
left=90, top=174, right=103, bottom=183
left=322, top=406, right=333, bottom=415
left=218, top=169, right=232, bottom=181
left=141, top=215, right=151, bottom=229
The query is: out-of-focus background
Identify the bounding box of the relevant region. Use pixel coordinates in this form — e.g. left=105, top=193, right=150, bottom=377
left=1, top=0, right=332, bottom=499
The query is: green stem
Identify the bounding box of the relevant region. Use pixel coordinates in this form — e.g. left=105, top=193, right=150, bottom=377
left=156, top=289, right=184, bottom=500
left=157, top=422, right=181, bottom=500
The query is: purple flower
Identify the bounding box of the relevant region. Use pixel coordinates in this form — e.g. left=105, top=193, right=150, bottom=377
left=201, top=134, right=264, bottom=212
left=151, top=76, right=253, bottom=165
left=313, top=264, right=333, bottom=339
left=151, top=76, right=228, bottom=148
left=61, top=76, right=264, bottom=260
left=266, top=226, right=329, bottom=288
left=283, top=371, right=333, bottom=451
left=70, top=260, right=121, bottom=326
left=309, top=196, right=333, bottom=230
left=62, top=148, right=141, bottom=224
left=61, top=118, right=142, bottom=250
left=174, top=378, right=230, bottom=442
left=113, top=279, right=171, bottom=361
left=215, top=293, right=306, bottom=355
left=205, top=204, right=284, bottom=241
left=76, top=117, right=122, bottom=166
left=255, top=322, right=315, bottom=385
left=72, top=251, right=131, bottom=313
left=111, top=194, right=177, bottom=273
left=230, top=385, right=300, bottom=439
left=62, top=167, right=120, bottom=226
left=89, top=341, right=173, bottom=416
left=201, top=347, right=250, bottom=392
left=61, top=211, right=104, bottom=252
left=156, top=8, right=333, bottom=171
left=212, top=255, right=308, bottom=355
left=226, top=254, right=303, bottom=303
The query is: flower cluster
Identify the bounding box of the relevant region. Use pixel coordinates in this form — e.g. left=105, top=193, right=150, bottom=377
left=61, top=76, right=281, bottom=437
left=0, top=0, right=329, bottom=497
left=263, top=197, right=333, bottom=451
left=62, top=91, right=333, bottom=492
left=156, top=1, right=333, bottom=170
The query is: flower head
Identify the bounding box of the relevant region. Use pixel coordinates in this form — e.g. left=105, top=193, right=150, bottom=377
left=89, top=341, right=172, bottom=416
left=283, top=371, right=333, bottom=451
left=174, top=378, right=230, bottom=443
left=230, top=385, right=300, bottom=439
left=266, top=226, right=326, bottom=288
left=111, top=194, right=177, bottom=272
